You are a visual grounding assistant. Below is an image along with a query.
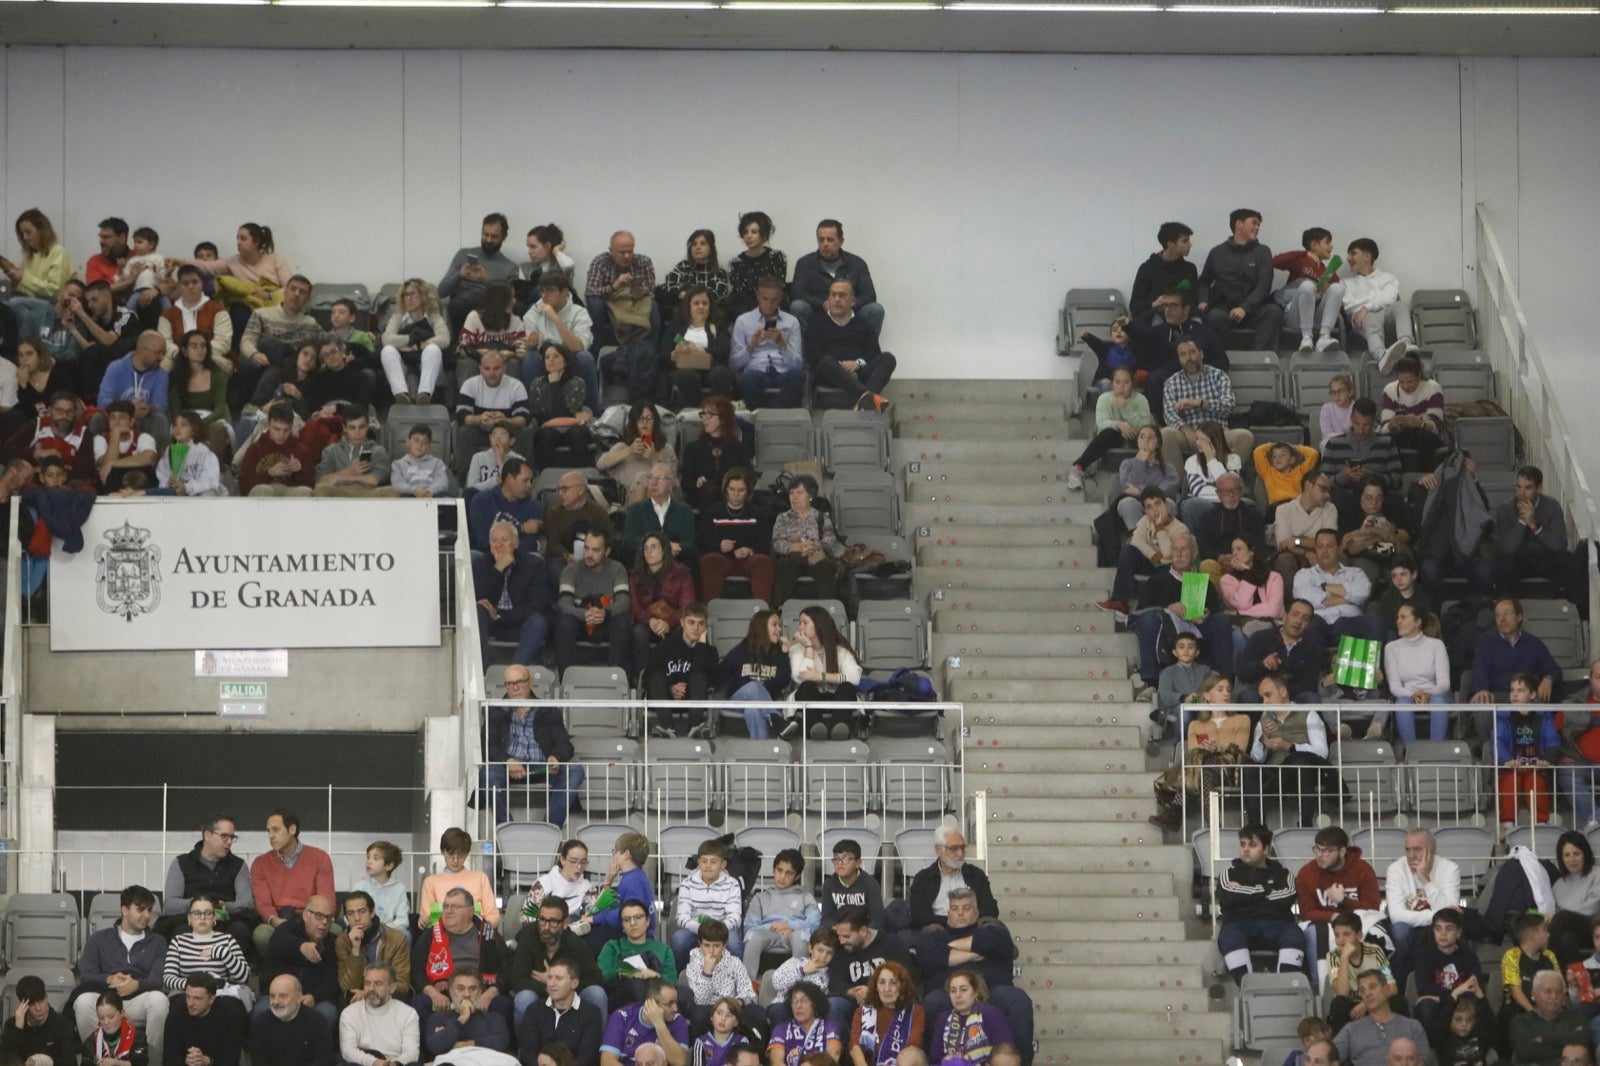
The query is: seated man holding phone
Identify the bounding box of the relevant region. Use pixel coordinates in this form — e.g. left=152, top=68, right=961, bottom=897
left=314, top=406, right=401, bottom=498
left=730, top=276, right=804, bottom=409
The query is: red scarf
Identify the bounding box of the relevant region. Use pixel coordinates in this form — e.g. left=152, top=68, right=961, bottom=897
left=95, top=1020, right=136, bottom=1061
left=424, top=921, right=497, bottom=987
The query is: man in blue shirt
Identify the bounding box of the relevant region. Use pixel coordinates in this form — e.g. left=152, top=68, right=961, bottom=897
left=97, top=330, right=170, bottom=442
left=1469, top=597, right=1562, bottom=703
left=730, top=278, right=803, bottom=410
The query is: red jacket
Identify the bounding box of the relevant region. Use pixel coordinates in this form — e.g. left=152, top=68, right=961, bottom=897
left=239, top=434, right=315, bottom=494
left=628, top=563, right=696, bottom=627
left=1294, top=846, right=1380, bottom=922
left=1272, top=250, right=1336, bottom=292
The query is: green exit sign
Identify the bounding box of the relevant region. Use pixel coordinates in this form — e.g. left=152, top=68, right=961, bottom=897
left=219, top=682, right=268, bottom=700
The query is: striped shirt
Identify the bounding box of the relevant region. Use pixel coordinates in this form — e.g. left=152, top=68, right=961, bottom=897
left=163, top=931, right=251, bottom=991
left=1380, top=378, right=1445, bottom=432
left=674, top=871, right=743, bottom=931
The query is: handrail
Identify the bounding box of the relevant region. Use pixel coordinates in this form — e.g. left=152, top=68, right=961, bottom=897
left=4, top=495, right=21, bottom=842
left=454, top=499, right=486, bottom=796
left=1475, top=204, right=1600, bottom=651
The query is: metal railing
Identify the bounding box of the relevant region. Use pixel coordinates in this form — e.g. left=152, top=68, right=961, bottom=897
left=1475, top=204, right=1600, bottom=652
left=1183, top=702, right=1598, bottom=931
left=3, top=496, right=21, bottom=843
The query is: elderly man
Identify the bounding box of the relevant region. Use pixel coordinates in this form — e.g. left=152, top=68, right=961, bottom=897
left=479, top=668, right=585, bottom=828
left=162, top=973, right=246, bottom=1066
left=259, top=894, right=340, bottom=1028
left=1510, top=970, right=1589, bottom=1065
left=544, top=469, right=615, bottom=585
left=731, top=276, right=804, bottom=410
left=336, top=893, right=412, bottom=1004
left=1131, top=531, right=1239, bottom=699
left=422, top=970, right=510, bottom=1057
left=409, top=889, right=513, bottom=1028
left=622, top=464, right=697, bottom=566
left=473, top=520, right=553, bottom=667
left=1470, top=597, right=1563, bottom=703
left=248, top=975, right=332, bottom=1066
left=585, top=231, right=659, bottom=352
left=1158, top=339, right=1251, bottom=471
left=251, top=809, right=336, bottom=957
left=599, top=981, right=687, bottom=1066
left=1191, top=472, right=1266, bottom=570
left=337, top=964, right=418, bottom=1066
left=160, top=815, right=254, bottom=949
left=916, top=890, right=1034, bottom=1066
left=1384, top=829, right=1462, bottom=991
left=1333, top=970, right=1430, bottom=1066
left=556, top=530, right=632, bottom=672
left=907, top=827, right=998, bottom=930
left=73, top=885, right=169, bottom=1064
left=513, top=956, right=604, bottom=1066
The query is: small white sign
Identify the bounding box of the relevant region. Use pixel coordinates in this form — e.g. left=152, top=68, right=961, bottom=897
left=195, top=650, right=289, bottom=678
left=219, top=700, right=267, bottom=718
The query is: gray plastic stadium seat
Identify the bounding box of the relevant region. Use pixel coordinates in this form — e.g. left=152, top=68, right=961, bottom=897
left=708, top=598, right=768, bottom=658
left=720, top=738, right=793, bottom=830
left=3, top=894, right=81, bottom=965
left=495, top=821, right=563, bottom=895
left=1410, top=290, right=1478, bottom=350
left=307, top=282, right=371, bottom=329
left=1429, top=349, right=1494, bottom=403
left=567, top=821, right=637, bottom=853
left=734, top=825, right=803, bottom=870
left=1233, top=973, right=1317, bottom=1051
left=560, top=666, right=633, bottom=737
left=1403, top=740, right=1484, bottom=821
left=484, top=664, right=558, bottom=699
left=1337, top=739, right=1401, bottom=820
left=372, top=283, right=404, bottom=324
left=645, top=739, right=716, bottom=821
left=1522, top=599, right=1587, bottom=680
left=817, top=826, right=885, bottom=882
left=568, top=736, right=638, bottom=819
left=752, top=410, right=815, bottom=475
left=1285, top=350, right=1354, bottom=407
left=892, top=827, right=938, bottom=897
left=1227, top=352, right=1287, bottom=414
left=86, top=892, right=123, bottom=938
left=820, top=410, right=890, bottom=474
left=1451, top=416, right=1515, bottom=468
left=1350, top=826, right=1411, bottom=870
left=802, top=741, right=872, bottom=821
left=1058, top=288, right=1128, bottom=354
left=831, top=471, right=900, bottom=538
left=856, top=600, right=929, bottom=673
left=1269, top=827, right=1318, bottom=880
left=382, top=404, right=455, bottom=469
left=1433, top=825, right=1495, bottom=897
left=655, top=824, right=720, bottom=899
left=875, top=737, right=951, bottom=824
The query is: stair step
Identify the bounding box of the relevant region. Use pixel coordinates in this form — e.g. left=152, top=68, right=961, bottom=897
left=917, top=570, right=1114, bottom=597
left=963, top=702, right=1145, bottom=727
left=932, top=632, right=1136, bottom=659
left=968, top=769, right=1159, bottom=799
left=895, top=422, right=1081, bottom=442
left=902, top=462, right=1081, bottom=487
left=967, top=723, right=1145, bottom=750
left=1016, top=962, right=1206, bottom=990
left=1036, top=1037, right=1227, bottom=1065
left=906, top=502, right=1101, bottom=526
left=893, top=403, right=1069, bottom=424
left=1008, top=918, right=1191, bottom=941
left=986, top=795, right=1153, bottom=822
left=885, top=380, right=1077, bottom=405
left=947, top=656, right=1129, bottom=681
left=1024, top=983, right=1212, bottom=1013
left=893, top=441, right=1079, bottom=466
left=946, top=678, right=1133, bottom=704
left=989, top=819, right=1166, bottom=848
left=918, top=543, right=1101, bottom=566
left=906, top=484, right=1089, bottom=507
left=1016, top=939, right=1216, bottom=967
left=914, top=523, right=1094, bottom=547
left=934, top=610, right=1122, bottom=636
left=931, top=590, right=1112, bottom=613
left=987, top=844, right=1194, bottom=880
left=1002, top=895, right=1187, bottom=923
left=990, top=870, right=1176, bottom=897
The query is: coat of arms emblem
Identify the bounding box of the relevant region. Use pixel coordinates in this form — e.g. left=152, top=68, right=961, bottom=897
left=94, top=521, right=162, bottom=621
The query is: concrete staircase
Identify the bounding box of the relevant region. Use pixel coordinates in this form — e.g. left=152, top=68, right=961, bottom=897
left=887, top=380, right=1228, bottom=1066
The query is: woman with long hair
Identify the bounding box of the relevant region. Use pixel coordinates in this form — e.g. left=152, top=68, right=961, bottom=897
left=719, top=609, right=793, bottom=738
left=629, top=531, right=696, bottom=673
left=728, top=211, right=787, bottom=320
left=1383, top=603, right=1451, bottom=743
left=787, top=605, right=862, bottom=741
left=1217, top=538, right=1284, bottom=622
left=681, top=395, right=751, bottom=510
left=176, top=222, right=294, bottom=338
left=169, top=330, right=233, bottom=459
left=380, top=278, right=449, bottom=405
left=848, top=961, right=924, bottom=1066
left=526, top=344, right=594, bottom=468
left=932, top=971, right=1012, bottom=1066
left=458, top=279, right=528, bottom=377
left=660, top=285, right=736, bottom=410
left=2, top=209, right=75, bottom=334
left=599, top=402, right=676, bottom=503
left=1179, top=421, right=1242, bottom=525
left=661, top=229, right=732, bottom=311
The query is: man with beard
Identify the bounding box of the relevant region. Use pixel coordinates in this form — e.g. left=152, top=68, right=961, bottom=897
left=247, top=976, right=332, bottom=1066
left=439, top=214, right=519, bottom=338
left=161, top=974, right=247, bottom=1066
left=337, top=965, right=418, bottom=1066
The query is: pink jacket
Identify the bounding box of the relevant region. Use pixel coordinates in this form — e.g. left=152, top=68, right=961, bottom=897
left=1221, top=571, right=1284, bottom=619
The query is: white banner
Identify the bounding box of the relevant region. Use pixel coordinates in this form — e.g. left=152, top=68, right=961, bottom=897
left=50, top=499, right=442, bottom=651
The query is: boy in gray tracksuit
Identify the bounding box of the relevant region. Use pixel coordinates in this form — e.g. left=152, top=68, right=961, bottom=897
left=740, top=849, right=821, bottom=976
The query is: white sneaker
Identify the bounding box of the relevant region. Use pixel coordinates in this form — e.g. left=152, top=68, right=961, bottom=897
left=1298, top=335, right=1314, bottom=351
left=1378, top=340, right=1407, bottom=374
left=1066, top=468, right=1084, bottom=490
left=1315, top=335, right=1338, bottom=352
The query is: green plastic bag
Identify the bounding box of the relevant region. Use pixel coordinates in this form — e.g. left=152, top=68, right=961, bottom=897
left=1180, top=571, right=1211, bottom=620
left=1334, top=635, right=1381, bottom=690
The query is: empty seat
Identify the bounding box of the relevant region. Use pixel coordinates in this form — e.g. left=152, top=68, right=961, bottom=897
left=645, top=739, right=716, bottom=821
left=708, top=598, right=769, bottom=658
left=1233, top=972, right=1317, bottom=1051
left=1269, top=826, right=1318, bottom=880
left=3, top=894, right=81, bottom=965
left=830, top=471, right=900, bottom=539
left=495, top=821, right=563, bottom=895
left=752, top=410, right=815, bottom=475
left=856, top=600, right=929, bottom=674
left=820, top=410, right=890, bottom=474
left=1403, top=740, right=1485, bottom=821
left=1227, top=352, right=1287, bottom=413
left=1433, top=825, right=1495, bottom=898
left=568, top=736, right=638, bottom=819
left=781, top=599, right=850, bottom=641
left=1337, top=739, right=1401, bottom=820
left=891, top=827, right=938, bottom=897
left=720, top=738, right=793, bottom=827
left=1522, top=599, right=1588, bottom=680
left=1430, top=349, right=1494, bottom=403
left=372, top=282, right=404, bottom=324
left=560, top=666, right=634, bottom=737
left=802, top=741, right=873, bottom=821
left=1059, top=288, right=1128, bottom=353
left=1350, top=826, right=1411, bottom=871
left=1451, top=416, right=1515, bottom=468
left=1191, top=827, right=1227, bottom=884
left=1285, top=350, right=1354, bottom=408
left=875, top=738, right=951, bottom=825
left=1410, top=290, right=1478, bottom=350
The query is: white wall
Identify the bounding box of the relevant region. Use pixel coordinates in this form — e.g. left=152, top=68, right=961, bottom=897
left=4, top=46, right=1493, bottom=382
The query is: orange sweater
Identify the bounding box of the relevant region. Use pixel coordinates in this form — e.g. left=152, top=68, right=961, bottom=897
left=1252, top=443, right=1320, bottom=505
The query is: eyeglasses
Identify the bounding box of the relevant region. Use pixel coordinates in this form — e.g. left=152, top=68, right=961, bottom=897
left=304, top=910, right=335, bottom=921
left=563, top=856, right=589, bottom=866
left=699, top=411, right=716, bottom=419
left=621, top=913, right=650, bottom=922
left=188, top=909, right=215, bottom=918
left=537, top=917, right=566, bottom=926
left=207, top=829, right=238, bottom=841
left=938, top=842, right=968, bottom=851
left=505, top=677, right=532, bottom=687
